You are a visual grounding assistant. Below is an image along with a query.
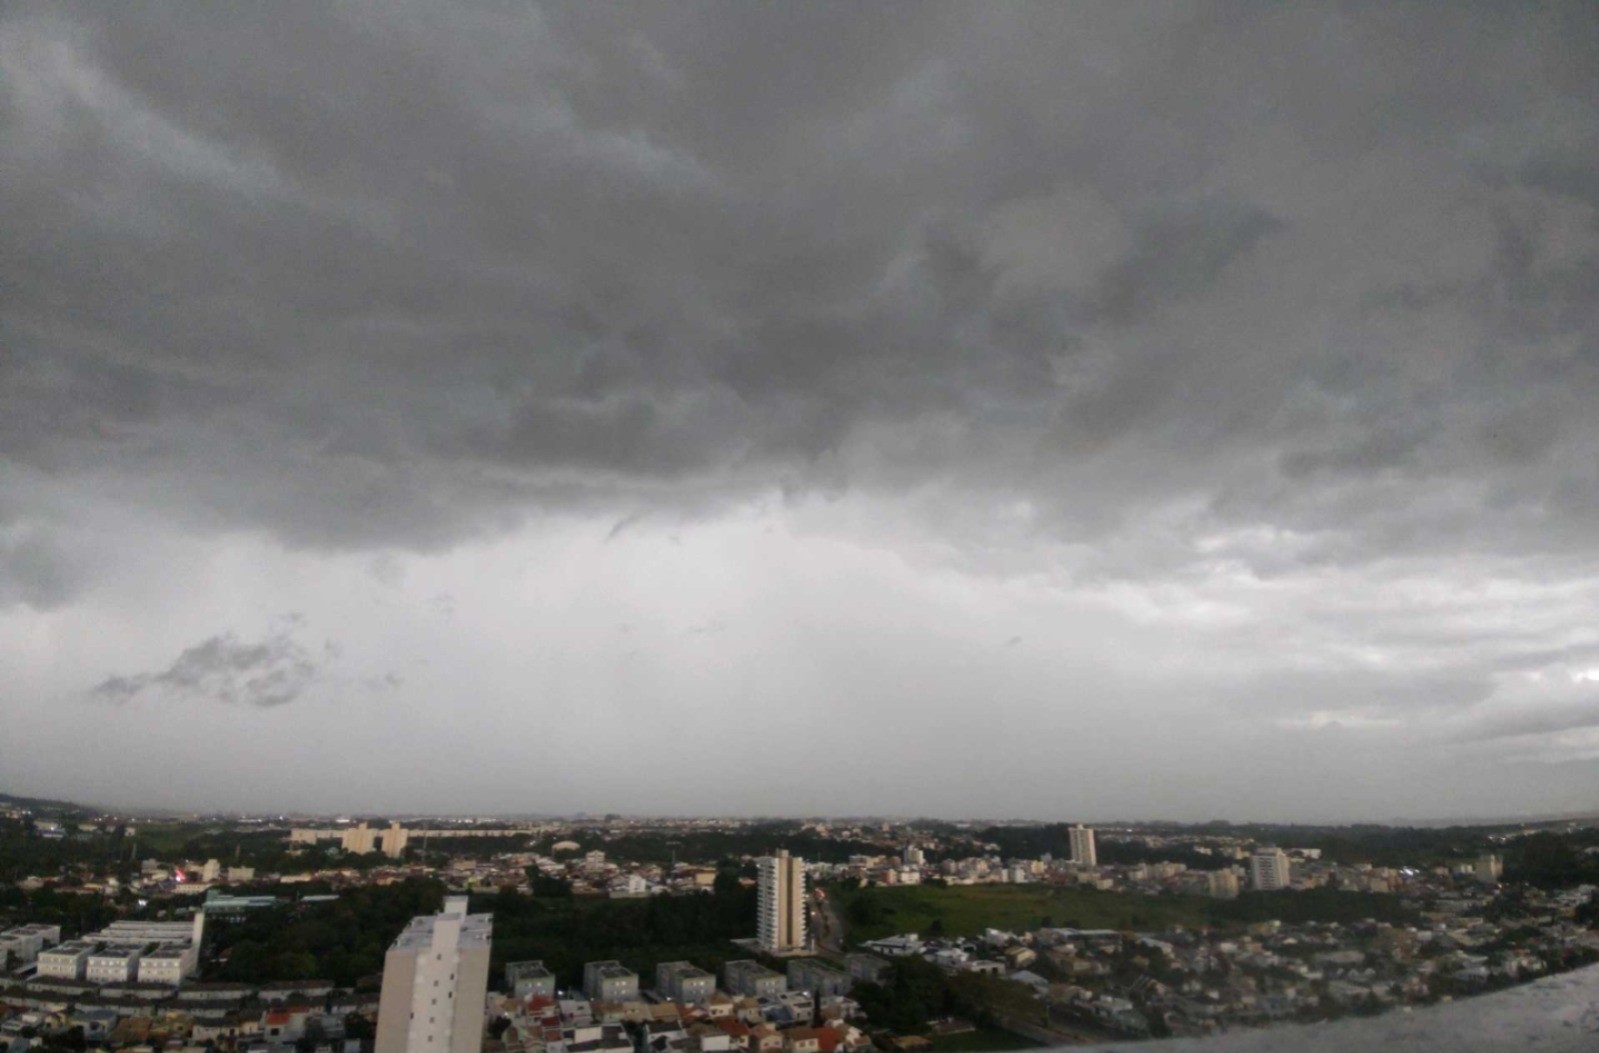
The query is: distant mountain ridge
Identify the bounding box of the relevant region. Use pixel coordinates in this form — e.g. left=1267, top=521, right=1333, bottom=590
left=0, top=790, right=98, bottom=816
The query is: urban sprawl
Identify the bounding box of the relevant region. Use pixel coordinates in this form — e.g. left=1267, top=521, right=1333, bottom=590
left=4, top=805, right=1599, bottom=1053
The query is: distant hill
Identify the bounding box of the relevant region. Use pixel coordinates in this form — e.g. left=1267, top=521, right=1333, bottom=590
left=0, top=790, right=98, bottom=816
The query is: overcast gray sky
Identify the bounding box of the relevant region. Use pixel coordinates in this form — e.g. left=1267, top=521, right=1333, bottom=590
left=3, top=2, right=1598, bottom=821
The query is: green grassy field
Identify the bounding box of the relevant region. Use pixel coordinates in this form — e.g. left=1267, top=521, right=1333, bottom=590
left=925, top=1026, right=1043, bottom=1052
left=838, top=883, right=1214, bottom=942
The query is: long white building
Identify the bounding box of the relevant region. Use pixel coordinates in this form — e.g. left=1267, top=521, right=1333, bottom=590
left=375, top=896, right=492, bottom=1053
left=756, top=849, right=808, bottom=955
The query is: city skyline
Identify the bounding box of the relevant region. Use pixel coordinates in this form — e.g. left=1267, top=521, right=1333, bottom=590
left=3, top=4, right=1598, bottom=822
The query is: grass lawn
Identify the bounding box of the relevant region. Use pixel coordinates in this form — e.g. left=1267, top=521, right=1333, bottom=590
left=925, top=1026, right=1044, bottom=1052
left=838, top=883, right=1215, bottom=943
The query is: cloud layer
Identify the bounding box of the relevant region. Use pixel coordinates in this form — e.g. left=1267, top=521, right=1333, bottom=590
left=1, top=2, right=1597, bottom=817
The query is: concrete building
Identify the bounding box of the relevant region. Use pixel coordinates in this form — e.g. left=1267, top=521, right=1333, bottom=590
left=655, top=961, right=715, bottom=1004
left=0, top=924, right=61, bottom=965
left=843, top=954, right=890, bottom=986
left=374, top=895, right=493, bottom=1053
left=786, top=959, right=852, bottom=998
left=227, top=866, right=255, bottom=882
left=1069, top=824, right=1098, bottom=868
left=756, top=850, right=807, bottom=955
left=506, top=961, right=556, bottom=1001
left=1250, top=847, right=1292, bottom=891
left=86, top=948, right=142, bottom=985
left=1207, top=869, right=1241, bottom=899
left=342, top=823, right=380, bottom=855
left=583, top=961, right=640, bottom=1003
left=383, top=822, right=409, bottom=859
left=1475, top=854, right=1503, bottom=884
left=904, top=846, right=925, bottom=867
left=138, top=946, right=198, bottom=985
left=204, top=892, right=282, bottom=917
left=724, top=960, right=787, bottom=998
left=37, top=942, right=96, bottom=981
left=95, top=915, right=205, bottom=948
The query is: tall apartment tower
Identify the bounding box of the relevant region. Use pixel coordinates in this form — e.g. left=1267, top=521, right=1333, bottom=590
left=375, top=896, right=492, bottom=1053
left=1069, top=824, right=1097, bottom=868
left=1250, top=847, right=1292, bottom=891
left=756, top=849, right=808, bottom=955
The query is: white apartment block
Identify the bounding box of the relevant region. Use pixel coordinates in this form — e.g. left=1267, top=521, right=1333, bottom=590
left=1207, top=869, right=1241, bottom=899
left=756, top=850, right=808, bottom=955
left=724, top=959, right=787, bottom=998
left=655, top=961, right=715, bottom=1004
left=37, top=941, right=96, bottom=980
left=0, top=924, right=61, bottom=964
left=86, top=948, right=142, bottom=985
left=1250, top=847, right=1292, bottom=891
left=139, top=945, right=199, bottom=985
left=1069, top=824, right=1097, bottom=868
left=583, top=961, right=640, bottom=1002
left=375, top=896, right=493, bottom=1053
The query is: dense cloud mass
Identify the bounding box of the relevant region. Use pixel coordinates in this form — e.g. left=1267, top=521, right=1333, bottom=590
left=1, top=2, right=1597, bottom=818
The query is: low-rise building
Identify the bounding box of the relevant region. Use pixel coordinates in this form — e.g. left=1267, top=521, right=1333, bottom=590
left=656, top=961, right=716, bottom=1004
left=724, top=961, right=786, bottom=999
left=842, top=955, right=889, bottom=985
left=786, top=960, right=851, bottom=998
left=506, top=960, right=556, bottom=1000
left=138, top=946, right=199, bottom=985
left=583, top=961, right=639, bottom=1003
left=37, top=942, right=96, bottom=981
left=85, top=947, right=142, bottom=985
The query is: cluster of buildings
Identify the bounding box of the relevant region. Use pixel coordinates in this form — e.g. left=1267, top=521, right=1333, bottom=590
left=5, top=916, right=204, bottom=988
left=367, top=883, right=874, bottom=1053
left=0, top=974, right=378, bottom=1053
left=850, top=878, right=1599, bottom=1041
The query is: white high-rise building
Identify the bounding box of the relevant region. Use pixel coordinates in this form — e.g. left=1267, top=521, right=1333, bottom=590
left=1069, top=824, right=1097, bottom=868
left=375, top=896, right=492, bottom=1053
left=756, top=849, right=808, bottom=955
left=1250, top=847, right=1292, bottom=891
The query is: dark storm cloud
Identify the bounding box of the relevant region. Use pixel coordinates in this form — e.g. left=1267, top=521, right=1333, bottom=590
left=1, top=1, right=1597, bottom=600
left=88, top=624, right=325, bottom=708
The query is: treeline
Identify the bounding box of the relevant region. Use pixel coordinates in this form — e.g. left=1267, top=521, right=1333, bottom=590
left=202, top=880, right=762, bottom=993
left=547, top=824, right=898, bottom=864
left=1502, top=832, right=1599, bottom=889
left=0, top=886, right=123, bottom=936
left=208, top=879, right=445, bottom=988
left=0, top=820, right=140, bottom=884
left=1209, top=889, right=1416, bottom=926
left=852, top=957, right=1044, bottom=1033
left=474, top=882, right=758, bottom=989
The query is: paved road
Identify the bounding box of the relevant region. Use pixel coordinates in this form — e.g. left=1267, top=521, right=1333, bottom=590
left=812, top=889, right=847, bottom=960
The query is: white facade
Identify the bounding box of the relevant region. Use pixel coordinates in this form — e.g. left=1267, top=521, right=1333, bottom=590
left=1250, top=847, right=1292, bottom=891
left=138, top=945, right=199, bottom=985
left=1069, top=824, right=1098, bottom=868
left=756, top=849, right=808, bottom=955
left=86, top=948, right=141, bottom=984
left=374, top=896, right=493, bottom=1053
left=0, top=924, right=60, bottom=965
left=1475, top=854, right=1503, bottom=883
left=37, top=942, right=95, bottom=980
left=1207, top=869, right=1241, bottom=899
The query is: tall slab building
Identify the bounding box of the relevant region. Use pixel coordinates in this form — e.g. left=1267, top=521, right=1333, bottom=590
left=376, top=896, right=492, bottom=1053
left=1069, top=824, right=1097, bottom=868
left=756, top=849, right=808, bottom=955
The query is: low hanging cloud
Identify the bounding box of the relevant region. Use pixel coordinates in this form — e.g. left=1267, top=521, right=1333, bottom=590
left=88, top=626, right=324, bottom=708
